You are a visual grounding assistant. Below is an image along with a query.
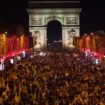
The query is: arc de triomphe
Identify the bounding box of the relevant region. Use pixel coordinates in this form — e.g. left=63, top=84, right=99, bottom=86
left=27, top=1, right=81, bottom=50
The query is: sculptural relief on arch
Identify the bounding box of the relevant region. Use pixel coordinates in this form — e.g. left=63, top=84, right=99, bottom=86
left=27, top=2, right=81, bottom=50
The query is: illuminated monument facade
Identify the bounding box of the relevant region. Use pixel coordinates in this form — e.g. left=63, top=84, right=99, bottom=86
left=27, top=0, right=81, bottom=50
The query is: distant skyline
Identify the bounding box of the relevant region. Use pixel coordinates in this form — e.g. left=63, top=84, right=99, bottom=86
left=0, top=0, right=105, bottom=34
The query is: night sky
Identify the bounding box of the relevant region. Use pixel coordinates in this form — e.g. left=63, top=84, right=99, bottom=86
left=0, top=0, right=105, bottom=34
left=81, top=0, right=105, bottom=34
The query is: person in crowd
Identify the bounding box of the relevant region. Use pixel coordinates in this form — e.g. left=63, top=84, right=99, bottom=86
left=0, top=49, right=105, bottom=105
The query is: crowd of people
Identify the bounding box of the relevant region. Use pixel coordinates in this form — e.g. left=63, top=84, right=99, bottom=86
left=0, top=49, right=105, bottom=105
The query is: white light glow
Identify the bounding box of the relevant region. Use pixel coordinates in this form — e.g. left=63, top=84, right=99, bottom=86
left=39, top=52, right=46, bottom=56
left=0, top=64, right=3, bottom=71
left=17, top=56, right=21, bottom=61
left=1, top=59, right=4, bottom=64
left=30, top=55, right=34, bottom=58
left=39, top=52, right=43, bottom=56
left=95, top=59, right=99, bottom=64
left=10, top=59, right=14, bottom=64
left=22, top=51, right=26, bottom=57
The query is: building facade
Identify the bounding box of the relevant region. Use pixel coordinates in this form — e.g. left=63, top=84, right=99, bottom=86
left=27, top=0, right=81, bottom=50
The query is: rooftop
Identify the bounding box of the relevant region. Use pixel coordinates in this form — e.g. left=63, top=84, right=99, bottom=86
left=28, top=0, right=80, bottom=8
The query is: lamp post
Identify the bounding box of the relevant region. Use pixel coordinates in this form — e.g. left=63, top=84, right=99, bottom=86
left=90, top=33, right=94, bottom=52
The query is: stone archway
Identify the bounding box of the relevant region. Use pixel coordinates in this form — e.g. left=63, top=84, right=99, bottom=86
left=47, top=20, right=62, bottom=50
left=27, top=8, right=81, bottom=50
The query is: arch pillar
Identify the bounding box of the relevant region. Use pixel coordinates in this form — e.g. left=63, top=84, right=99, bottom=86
left=29, top=27, right=47, bottom=50
left=62, top=27, right=80, bottom=49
